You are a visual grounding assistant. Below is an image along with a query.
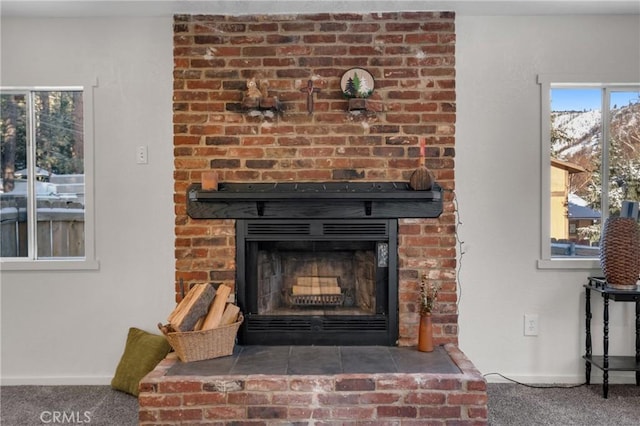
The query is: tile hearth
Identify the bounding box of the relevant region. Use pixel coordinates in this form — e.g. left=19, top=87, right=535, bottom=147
left=139, top=344, right=488, bottom=424
left=166, top=345, right=461, bottom=376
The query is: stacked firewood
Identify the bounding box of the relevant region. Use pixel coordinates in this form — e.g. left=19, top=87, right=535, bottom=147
left=159, top=284, right=240, bottom=333
left=291, top=276, right=341, bottom=295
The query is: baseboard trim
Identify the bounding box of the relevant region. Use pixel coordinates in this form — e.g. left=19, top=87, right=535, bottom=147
left=3, top=372, right=636, bottom=387
left=484, top=372, right=638, bottom=385
left=1, top=376, right=112, bottom=386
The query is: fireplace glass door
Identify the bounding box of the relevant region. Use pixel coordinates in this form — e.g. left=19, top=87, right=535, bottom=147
left=236, top=219, right=398, bottom=345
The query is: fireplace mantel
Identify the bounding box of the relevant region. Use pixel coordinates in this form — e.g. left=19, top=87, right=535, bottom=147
left=187, top=181, right=443, bottom=219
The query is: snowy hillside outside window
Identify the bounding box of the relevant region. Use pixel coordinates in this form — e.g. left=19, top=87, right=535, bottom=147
left=1, top=86, right=97, bottom=269
left=547, top=84, right=640, bottom=261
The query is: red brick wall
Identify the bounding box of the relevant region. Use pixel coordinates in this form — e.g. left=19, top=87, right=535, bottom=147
left=173, top=12, right=457, bottom=346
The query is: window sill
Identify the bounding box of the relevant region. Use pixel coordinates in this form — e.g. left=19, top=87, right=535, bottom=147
left=537, top=258, right=602, bottom=270
left=0, top=258, right=100, bottom=271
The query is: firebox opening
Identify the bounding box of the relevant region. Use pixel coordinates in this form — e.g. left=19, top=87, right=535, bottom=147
left=236, top=219, right=398, bottom=346
left=256, top=241, right=379, bottom=316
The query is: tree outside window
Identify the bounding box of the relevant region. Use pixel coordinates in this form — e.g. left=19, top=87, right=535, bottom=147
left=1, top=89, right=85, bottom=259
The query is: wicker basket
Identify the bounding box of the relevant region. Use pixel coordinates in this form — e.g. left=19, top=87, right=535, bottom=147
left=162, top=314, right=243, bottom=362
left=600, top=217, right=640, bottom=289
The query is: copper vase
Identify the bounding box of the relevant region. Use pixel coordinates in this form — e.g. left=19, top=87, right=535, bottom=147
left=418, top=313, right=434, bottom=352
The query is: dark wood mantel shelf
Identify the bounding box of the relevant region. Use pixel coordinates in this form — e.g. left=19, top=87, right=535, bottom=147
left=187, top=181, right=443, bottom=219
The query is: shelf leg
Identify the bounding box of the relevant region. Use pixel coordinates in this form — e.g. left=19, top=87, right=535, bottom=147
left=603, top=293, right=609, bottom=399
left=636, top=296, right=639, bottom=386
left=585, top=288, right=592, bottom=384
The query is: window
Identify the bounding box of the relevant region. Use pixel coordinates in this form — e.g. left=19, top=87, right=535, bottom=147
left=1, top=86, right=97, bottom=270
left=538, top=75, right=640, bottom=268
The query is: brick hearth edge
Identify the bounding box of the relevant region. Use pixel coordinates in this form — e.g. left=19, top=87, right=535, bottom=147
left=139, top=344, right=488, bottom=424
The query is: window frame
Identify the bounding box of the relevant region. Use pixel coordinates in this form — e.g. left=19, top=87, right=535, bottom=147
left=1, top=81, right=98, bottom=271
left=537, top=74, right=640, bottom=270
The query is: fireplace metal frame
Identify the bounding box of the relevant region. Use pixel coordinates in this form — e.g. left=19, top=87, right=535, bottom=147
left=236, top=218, right=398, bottom=346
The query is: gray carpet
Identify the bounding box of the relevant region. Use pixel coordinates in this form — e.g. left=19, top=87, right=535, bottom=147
left=0, top=386, right=137, bottom=426
left=1, top=383, right=639, bottom=425
left=487, top=383, right=640, bottom=425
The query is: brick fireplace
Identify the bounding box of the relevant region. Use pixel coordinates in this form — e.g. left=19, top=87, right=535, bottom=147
left=173, top=11, right=458, bottom=348
left=187, top=180, right=443, bottom=346
left=143, top=11, right=486, bottom=424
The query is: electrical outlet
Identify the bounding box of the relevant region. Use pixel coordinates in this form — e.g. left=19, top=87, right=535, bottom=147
left=524, top=314, right=539, bottom=336
left=136, top=145, right=148, bottom=164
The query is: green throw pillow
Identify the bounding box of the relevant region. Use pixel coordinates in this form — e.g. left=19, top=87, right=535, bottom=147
left=111, top=327, right=171, bottom=396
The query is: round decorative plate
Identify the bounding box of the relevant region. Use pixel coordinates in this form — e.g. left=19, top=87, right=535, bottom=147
left=341, top=68, right=375, bottom=98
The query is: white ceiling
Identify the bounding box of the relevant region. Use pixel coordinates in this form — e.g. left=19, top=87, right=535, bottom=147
left=2, top=0, right=639, bottom=18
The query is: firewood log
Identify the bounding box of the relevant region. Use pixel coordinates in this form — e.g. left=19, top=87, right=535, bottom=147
left=219, top=303, right=241, bottom=326
left=292, top=285, right=341, bottom=295
left=201, top=284, right=232, bottom=330
left=168, top=283, right=216, bottom=332
left=295, top=276, right=339, bottom=287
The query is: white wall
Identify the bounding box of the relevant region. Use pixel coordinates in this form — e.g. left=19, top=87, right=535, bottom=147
left=0, top=17, right=175, bottom=384
left=457, top=15, right=640, bottom=383
left=1, top=13, right=639, bottom=385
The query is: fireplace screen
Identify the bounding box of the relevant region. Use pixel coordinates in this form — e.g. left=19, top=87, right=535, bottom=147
left=257, top=241, right=379, bottom=315
left=236, top=219, right=398, bottom=345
